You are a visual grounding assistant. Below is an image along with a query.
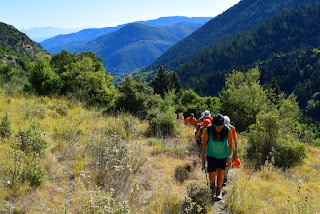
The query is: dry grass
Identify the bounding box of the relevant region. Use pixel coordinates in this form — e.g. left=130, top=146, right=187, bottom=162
left=227, top=145, right=320, bottom=214
left=1, top=92, right=320, bottom=213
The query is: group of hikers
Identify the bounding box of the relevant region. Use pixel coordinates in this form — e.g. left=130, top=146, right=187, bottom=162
left=183, top=110, right=240, bottom=200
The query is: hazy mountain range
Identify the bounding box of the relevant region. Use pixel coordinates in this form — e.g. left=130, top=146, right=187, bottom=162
left=40, top=16, right=212, bottom=75
left=20, top=26, right=85, bottom=43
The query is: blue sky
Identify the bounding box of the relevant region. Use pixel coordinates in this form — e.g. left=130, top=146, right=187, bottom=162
left=0, top=0, right=240, bottom=30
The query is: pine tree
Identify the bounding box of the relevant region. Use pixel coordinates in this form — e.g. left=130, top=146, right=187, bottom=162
left=170, top=71, right=182, bottom=93
left=150, top=66, right=170, bottom=98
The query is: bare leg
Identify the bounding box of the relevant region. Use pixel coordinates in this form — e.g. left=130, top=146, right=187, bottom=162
left=216, top=169, right=225, bottom=196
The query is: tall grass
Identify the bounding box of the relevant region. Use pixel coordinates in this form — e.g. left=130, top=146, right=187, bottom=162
left=227, top=146, right=320, bottom=213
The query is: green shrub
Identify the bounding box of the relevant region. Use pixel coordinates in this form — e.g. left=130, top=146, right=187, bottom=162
left=146, top=138, right=162, bottom=146
left=53, top=101, right=69, bottom=117
left=246, top=111, right=306, bottom=168
left=25, top=105, right=47, bottom=119
left=148, top=111, right=177, bottom=138
left=0, top=113, right=12, bottom=138
left=16, top=124, right=48, bottom=156
left=4, top=148, right=45, bottom=189
left=183, top=183, right=212, bottom=213
left=28, top=55, right=62, bottom=95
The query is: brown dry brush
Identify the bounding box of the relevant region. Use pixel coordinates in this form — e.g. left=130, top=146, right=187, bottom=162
left=174, top=159, right=197, bottom=183
left=86, top=131, right=146, bottom=206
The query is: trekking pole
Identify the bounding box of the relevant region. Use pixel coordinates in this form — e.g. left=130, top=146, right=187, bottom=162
left=203, top=161, right=209, bottom=188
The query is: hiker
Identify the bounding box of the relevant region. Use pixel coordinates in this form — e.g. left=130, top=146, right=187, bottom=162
left=196, top=110, right=212, bottom=124
left=184, top=113, right=197, bottom=126
left=223, top=115, right=238, bottom=186
left=202, top=113, right=233, bottom=199
left=195, top=118, right=211, bottom=157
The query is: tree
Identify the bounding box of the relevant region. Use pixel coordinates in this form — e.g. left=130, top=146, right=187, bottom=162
left=28, top=55, right=61, bottom=95
left=60, top=56, right=115, bottom=106
left=169, top=71, right=182, bottom=93
left=150, top=66, right=170, bottom=98
left=220, top=68, right=269, bottom=131
left=114, top=77, right=161, bottom=117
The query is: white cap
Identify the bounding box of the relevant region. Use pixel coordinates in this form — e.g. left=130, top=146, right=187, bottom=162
left=224, top=115, right=230, bottom=126
left=204, top=110, right=210, bottom=117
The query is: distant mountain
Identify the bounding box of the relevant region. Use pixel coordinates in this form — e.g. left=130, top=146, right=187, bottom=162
left=145, top=0, right=318, bottom=71
left=20, top=26, right=85, bottom=42
left=41, top=16, right=212, bottom=54
left=75, top=23, right=186, bottom=76
left=0, top=22, right=46, bottom=63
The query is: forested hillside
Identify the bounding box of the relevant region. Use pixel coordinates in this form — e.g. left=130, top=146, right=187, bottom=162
left=145, top=0, right=318, bottom=71
left=170, top=1, right=320, bottom=119
left=0, top=22, right=46, bottom=62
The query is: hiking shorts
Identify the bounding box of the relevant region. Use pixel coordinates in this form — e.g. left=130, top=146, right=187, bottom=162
left=206, top=156, right=227, bottom=172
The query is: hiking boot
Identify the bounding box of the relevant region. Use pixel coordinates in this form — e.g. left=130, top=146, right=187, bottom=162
left=215, top=187, right=222, bottom=200
left=222, top=178, right=228, bottom=187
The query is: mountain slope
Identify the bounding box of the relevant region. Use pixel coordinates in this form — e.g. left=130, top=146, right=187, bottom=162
left=40, top=26, right=124, bottom=54
left=76, top=23, right=182, bottom=75
left=41, top=16, right=212, bottom=54
left=145, top=0, right=318, bottom=71
left=168, top=0, right=320, bottom=117
left=0, top=22, right=46, bottom=62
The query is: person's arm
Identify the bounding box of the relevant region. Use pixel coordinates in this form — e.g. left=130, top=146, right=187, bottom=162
left=202, top=130, right=209, bottom=168
left=227, top=130, right=233, bottom=165
left=184, top=117, right=189, bottom=125
left=231, top=126, right=238, bottom=158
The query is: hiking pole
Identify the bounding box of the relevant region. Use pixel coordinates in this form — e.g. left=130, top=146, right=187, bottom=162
left=203, top=161, right=209, bottom=189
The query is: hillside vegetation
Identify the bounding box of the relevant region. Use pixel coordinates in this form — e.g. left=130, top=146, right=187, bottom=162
left=75, top=23, right=183, bottom=76
left=1, top=3, right=320, bottom=212
left=1, top=47, right=320, bottom=212
left=0, top=77, right=320, bottom=213
left=0, top=22, right=46, bottom=63
left=135, top=0, right=320, bottom=123
left=145, top=0, right=318, bottom=71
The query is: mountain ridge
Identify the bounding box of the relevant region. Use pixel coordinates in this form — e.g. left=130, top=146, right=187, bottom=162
left=145, top=0, right=318, bottom=71
left=40, top=16, right=212, bottom=54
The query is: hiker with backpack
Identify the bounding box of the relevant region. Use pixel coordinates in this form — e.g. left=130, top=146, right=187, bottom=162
left=223, top=115, right=238, bottom=186
left=201, top=114, right=233, bottom=199
left=195, top=118, right=211, bottom=158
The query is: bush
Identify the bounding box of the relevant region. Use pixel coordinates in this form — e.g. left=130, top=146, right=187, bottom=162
left=246, top=111, right=306, bottom=168
left=0, top=113, right=12, bottom=138
left=25, top=105, right=47, bottom=119
left=86, top=134, right=145, bottom=203
left=148, top=110, right=177, bottom=138
left=4, top=148, right=45, bottom=189
left=183, top=183, right=212, bottom=213
left=16, top=124, right=48, bottom=156
left=28, top=55, right=61, bottom=95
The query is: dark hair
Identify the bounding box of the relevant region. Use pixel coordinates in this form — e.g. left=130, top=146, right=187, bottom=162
left=209, top=114, right=228, bottom=141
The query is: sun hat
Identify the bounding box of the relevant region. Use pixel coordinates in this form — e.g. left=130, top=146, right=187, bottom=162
left=224, top=115, right=230, bottom=126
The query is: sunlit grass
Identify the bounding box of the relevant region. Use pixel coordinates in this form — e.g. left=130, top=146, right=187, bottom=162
left=228, top=145, right=320, bottom=214
left=1, top=92, right=320, bottom=213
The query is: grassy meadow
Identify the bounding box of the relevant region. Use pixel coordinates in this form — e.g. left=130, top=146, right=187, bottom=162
left=0, top=91, right=320, bottom=213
